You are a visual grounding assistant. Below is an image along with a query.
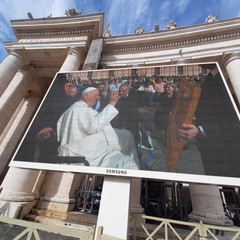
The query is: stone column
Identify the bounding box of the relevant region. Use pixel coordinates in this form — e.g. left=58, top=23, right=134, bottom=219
left=129, top=179, right=144, bottom=229
left=37, top=172, right=82, bottom=212
left=0, top=175, right=44, bottom=219
left=59, top=47, right=83, bottom=72
left=188, top=184, right=233, bottom=226
left=0, top=91, right=41, bottom=182
left=37, top=46, right=84, bottom=213
left=0, top=67, right=35, bottom=135
left=0, top=50, right=23, bottom=96
left=222, top=52, right=240, bottom=105
left=129, top=179, right=144, bottom=214
left=0, top=65, right=44, bottom=218
left=0, top=168, right=46, bottom=218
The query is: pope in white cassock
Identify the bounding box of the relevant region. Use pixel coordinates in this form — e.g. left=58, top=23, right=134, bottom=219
left=57, top=87, right=139, bottom=169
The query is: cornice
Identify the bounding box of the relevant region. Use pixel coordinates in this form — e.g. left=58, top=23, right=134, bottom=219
left=17, top=29, right=92, bottom=38
left=104, top=17, right=240, bottom=42
left=10, top=12, right=104, bottom=25
left=100, top=39, right=240, bottom=68
left=5, top=36, right=88, bottom=51
left=103, top=30, right=240, bottom=54
left=103, top=17, right=240, bottom=55
left=11, top=13, right=104, bottom=40
left=18, top=36, right=87, bottom=43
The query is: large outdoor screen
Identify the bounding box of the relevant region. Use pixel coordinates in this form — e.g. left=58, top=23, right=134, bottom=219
left=10, top=63, right=240, bottom=185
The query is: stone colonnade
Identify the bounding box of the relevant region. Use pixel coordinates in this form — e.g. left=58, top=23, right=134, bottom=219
left=0, top=49, right=42, bottom=217
left=0, top=43, right=144, bottom=219
left=0, top=46, right=84, bottom=217
left=0, top=46, right=240, bottom=225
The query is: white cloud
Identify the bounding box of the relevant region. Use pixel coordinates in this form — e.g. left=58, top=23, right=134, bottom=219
left=0, top=0, right=76, bottom=21
left=175, top=0, right=191, bottom=14
left=219, top=0, right=240, bottom=19
left=135, top=0, right=151, bottom=29
left=135, top=0, right=150, bottom=19
left=0, top=0, right=76, bottom=63
left=0, top=20, right=14, bottom=40
left=106, top=0, right=151, bottom=35
left=107, top=0, right=133, bottom=34
left=1, top=0, right=240, bottom=63
left=159, top=1, right=172, bottom=22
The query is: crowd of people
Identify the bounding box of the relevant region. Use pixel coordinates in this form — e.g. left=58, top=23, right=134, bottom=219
left=64, top=73, right=204, bottom=118
left=35, top=73, right=202, bottom=171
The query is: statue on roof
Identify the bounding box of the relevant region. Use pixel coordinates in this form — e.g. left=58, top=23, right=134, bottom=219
left=205, top=15, right=218, bottom=23
left=166, top=20, right=177, bottom=29
left=154, top=24, right=160, bottom=32
left=135, top=26, right=144, bottom=34
left=103, top=22, right=111, bottom=37
left=205, top=11, right=220, bottom=23
left=65, top=9, right=82, bottom=17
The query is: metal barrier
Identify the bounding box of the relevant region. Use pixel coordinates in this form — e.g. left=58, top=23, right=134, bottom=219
left=130, top=214, right=240, bottom=240
left=0, top=214, right=240, bottom=240
left=0, top=216, right=95, bottom=240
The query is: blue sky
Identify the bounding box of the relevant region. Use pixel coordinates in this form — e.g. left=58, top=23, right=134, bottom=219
left=1, top=0, right=240, bottom=63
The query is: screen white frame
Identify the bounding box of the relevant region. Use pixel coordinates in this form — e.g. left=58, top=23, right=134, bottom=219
left=9, top=62, right=240, bottom=186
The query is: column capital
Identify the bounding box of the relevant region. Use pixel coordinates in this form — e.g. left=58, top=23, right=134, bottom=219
left=222, top=52, right=240, bottom=67
left=8, top=49, right=24, bottom=62
left=59, top=47, right=83, bottom=72
left=67, top=47, right=83, bottom=59
left=7, top=49, right=31, bottom=69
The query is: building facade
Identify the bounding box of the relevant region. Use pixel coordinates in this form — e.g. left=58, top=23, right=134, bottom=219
left=0, top=11, right=239, bottom=230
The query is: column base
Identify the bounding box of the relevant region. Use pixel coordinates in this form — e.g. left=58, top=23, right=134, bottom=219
left=129, top=204, right=145, bottom=228
left=0, top=200, right=37, bottom=219
left=0, top=191, right=36, bottom=202
left=188, top=211, right=233, bottom=226
left=130, top=203, right=144, bottom=214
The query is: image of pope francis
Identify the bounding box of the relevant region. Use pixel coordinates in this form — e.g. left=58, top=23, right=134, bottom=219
left=57, top=87, right=139, bottom=169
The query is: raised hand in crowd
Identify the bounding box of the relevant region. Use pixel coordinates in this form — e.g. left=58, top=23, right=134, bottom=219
left=109, top=91, right=121, bottom=106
